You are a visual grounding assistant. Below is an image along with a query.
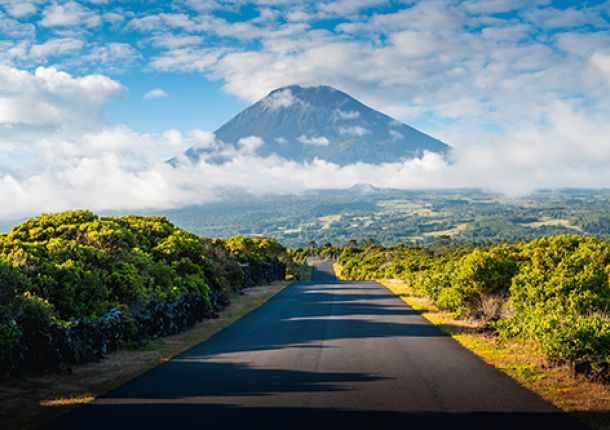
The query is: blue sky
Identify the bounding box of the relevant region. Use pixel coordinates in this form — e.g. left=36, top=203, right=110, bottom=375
left=3, top=0, right=609, bottom=132
left=0, top=0, right=610, bottom=218
left=105, top=71, right=247, bottom=133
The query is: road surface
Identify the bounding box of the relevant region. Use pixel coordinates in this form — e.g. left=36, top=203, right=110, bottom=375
left=46, top=263, right=587, bottom=429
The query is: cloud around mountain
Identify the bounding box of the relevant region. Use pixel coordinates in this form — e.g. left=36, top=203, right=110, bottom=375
left=2, top=65, right=610, bottom=222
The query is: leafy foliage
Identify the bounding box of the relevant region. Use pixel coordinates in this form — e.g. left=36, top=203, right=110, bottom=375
left=0, top=211, right=291, bottom=379
left=226, top=235, right=287, bottom=287
left=337, top=235, right=610, bottom=376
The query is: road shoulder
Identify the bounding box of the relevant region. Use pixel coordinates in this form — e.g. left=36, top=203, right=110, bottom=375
left=379, top=279, right=610, bottom=430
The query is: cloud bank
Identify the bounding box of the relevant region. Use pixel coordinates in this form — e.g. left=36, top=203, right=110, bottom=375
left=2, top=62, right=610, bottom=221
left=1, top=1, right=610, bottom=221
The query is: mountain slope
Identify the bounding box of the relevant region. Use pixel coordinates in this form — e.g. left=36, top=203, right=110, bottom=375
left=185, top=85, right=449, bottom=165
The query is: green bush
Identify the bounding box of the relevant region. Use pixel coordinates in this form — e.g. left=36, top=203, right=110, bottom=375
left=435, top=288, right=464, bottom=312
left=336, top=235, right=610, bottom=372
left=0, top=211, right=292, bottom=379
left=0, top=320, right=21, bottom=362
left=538, top=313, right=610, bottom=364
left=225, top=235, right=287, bottom=286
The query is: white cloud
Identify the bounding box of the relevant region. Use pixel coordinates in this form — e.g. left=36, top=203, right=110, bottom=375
left=522, top=6, right=606, bottom=30
left=102, top=12, right=124, bottom=25
left=590, top=51, right=610, bottom=85
left=338, top=126, right=369, bottom=136
left=30, top=38, right=84, bottom=58
left=390, top=30, right=441, bottom=58
left=555, top=32, right=610, bottom=57
left=143, top=88, right=168, bottom=100
left=149, top=34, right=205, bottom=49
left=161, top=129, right=182, bottom=146
left=336, top=109, right=360, bottom=119
left=262, top=88, right=295, bottom=110
left=148, top=47, right=224, bottom=72
left=389, top=129, right=403, bottom=140
left=0, top=0, right=41, bottom=18
left=237, top=135, right=264, bottom=153
left=317, top=0, right=387, bottom=16
left=79, top=43, right=141, bottom=71
left=40, top=1, right=101, bottom=28
left=297, top=135, right=329, bottom=146
left=0, top=65, right=124, bottom=129
left=128, top=13, right=196, bottom=32
left=196, top=0, right=604, bottom=129
left=189, top=129, right=218, bottom=150
left=0, top=158, right=194, bottom=219
left=0, top=12, right=36, bottom=38
left=461, top=0, right=533, bottom=14
left=182, top=0, right=223, bottom=12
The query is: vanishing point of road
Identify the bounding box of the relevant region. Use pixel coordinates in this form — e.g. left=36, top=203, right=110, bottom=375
left=46, top=263, right=587, bottom=429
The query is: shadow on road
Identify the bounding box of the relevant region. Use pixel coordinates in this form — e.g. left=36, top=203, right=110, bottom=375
left=180, top=281, right=447, bottom=357
left=48, top=403, right=593, bottom=430
left=44, top=262, right=592, bottom=430
left=311, top=261, right=337, bottom=282
left=105, top=361, right=384, bottom=399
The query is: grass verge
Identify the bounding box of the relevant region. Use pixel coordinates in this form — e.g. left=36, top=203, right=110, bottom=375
left=0, top=281, right=291, bottom=430
left=379, top=279, right=610, bottom=430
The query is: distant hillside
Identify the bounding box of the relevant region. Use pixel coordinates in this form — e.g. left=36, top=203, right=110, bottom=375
left=158, top=189, right=610, bottom=247
left=182, top=85, right=449, bottom=165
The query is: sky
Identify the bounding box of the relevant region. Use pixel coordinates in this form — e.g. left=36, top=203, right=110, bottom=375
left=0, top=0, right=610, bottom=220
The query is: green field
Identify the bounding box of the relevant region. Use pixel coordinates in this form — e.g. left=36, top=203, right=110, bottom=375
left=156, top=188, right=610, bottom=247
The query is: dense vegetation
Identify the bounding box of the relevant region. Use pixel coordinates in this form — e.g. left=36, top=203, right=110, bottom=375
left=335, top=236, right=610, bottom=381
left=3, top=207, right=609, bottom=385
left=0, top=211, right=292, bottom=379
left=146, top=188, right=610, bottom=248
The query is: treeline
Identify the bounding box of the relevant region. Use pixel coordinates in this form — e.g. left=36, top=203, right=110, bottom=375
left=0, top=210, right=294, bottom=379
left=289, top=242, right=341, bottom=263
left=336, top=236, right=610, bottom=382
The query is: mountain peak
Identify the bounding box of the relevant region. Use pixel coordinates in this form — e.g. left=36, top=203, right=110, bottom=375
left=269, top=84, right=339, bottom=94
left=349, top=183, right=381, bottom=194
left=183, top=85, right=449, bottom=165
left=262, top=84, right=351, bottom=110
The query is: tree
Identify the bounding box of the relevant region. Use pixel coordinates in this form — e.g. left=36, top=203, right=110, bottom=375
left=360, top=238, right=376, bottom=247
left=346, top=239, right=359, bottom=248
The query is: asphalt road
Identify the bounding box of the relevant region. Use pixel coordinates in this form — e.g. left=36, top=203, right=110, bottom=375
left=45, top=263, right=587, bottom=429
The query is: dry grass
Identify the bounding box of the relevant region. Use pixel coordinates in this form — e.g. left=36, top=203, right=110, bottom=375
left=422, top=223, right=468, bottom=238
left=380, top=279, right=610, bottom=430
left=318, top=215, right=342, bottom=229
left=333, top=263, right=343, bottom=279
left=39, top=395, right=95, bottom=407
left=522, top=218, right=583, bottom=232
left=0, top=281, right=291, bottom=430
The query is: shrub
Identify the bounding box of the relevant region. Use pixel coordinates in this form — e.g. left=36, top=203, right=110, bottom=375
left=0, top=211, right=292, bottom=379
left=336, top=235, right=610, bottom=372
left=436, top=288, right=464, bottom=312
left=450, top=247, right=517, bottom=314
